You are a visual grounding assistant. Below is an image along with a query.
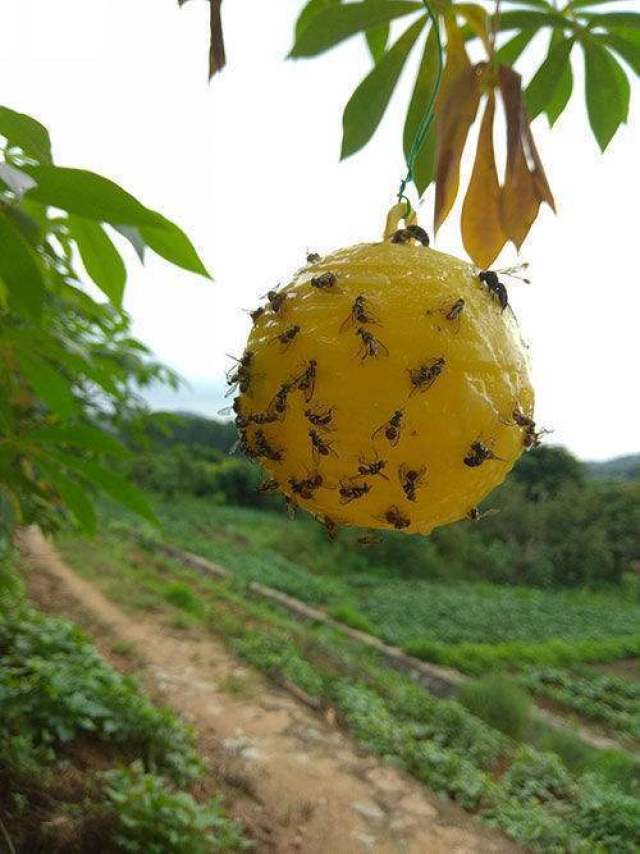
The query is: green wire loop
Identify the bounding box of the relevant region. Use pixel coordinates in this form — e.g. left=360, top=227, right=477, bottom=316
left=396, top=0, right=444, bottom=206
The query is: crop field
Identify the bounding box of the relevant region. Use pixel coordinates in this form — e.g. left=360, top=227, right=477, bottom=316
left=128, top=497, right=640, bottom=674
left=521, top=668, right=640, bottom=741
left=54, top=524, right=640, bottom=852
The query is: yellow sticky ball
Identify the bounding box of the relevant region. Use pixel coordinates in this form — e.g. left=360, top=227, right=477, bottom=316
left=234, top=209, right=534, bottom=536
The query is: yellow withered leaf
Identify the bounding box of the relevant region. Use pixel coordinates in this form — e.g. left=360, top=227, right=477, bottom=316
left=499, top=66, right=555, bottom=248
left=461, top=93, right=507, bottom=268
left=434, top=64, right=482, bottom=233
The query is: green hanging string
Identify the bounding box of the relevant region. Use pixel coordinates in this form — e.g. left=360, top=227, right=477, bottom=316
left=397, top=0, right=444, bottom=214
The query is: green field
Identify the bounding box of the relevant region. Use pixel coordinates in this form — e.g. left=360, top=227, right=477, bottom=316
left=54, top=520, right=640, bottom=852
left=123, top=497, right=640, bottom=674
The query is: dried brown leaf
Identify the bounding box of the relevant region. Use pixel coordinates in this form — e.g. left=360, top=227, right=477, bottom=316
left=209, top=0, right=226, bottom=79
left=461, top=93, right=507, bottom=268
left=434, top=64, right=482, bottom=233
left=499, top=66, right=555, bottom=248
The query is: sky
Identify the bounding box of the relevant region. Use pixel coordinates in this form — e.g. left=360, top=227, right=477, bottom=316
left=2, top=0, right=639, bottom=461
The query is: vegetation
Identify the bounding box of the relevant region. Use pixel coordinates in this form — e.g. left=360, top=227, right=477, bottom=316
left=0, top=108, right=209, bottom=539
left=185, top=0, right=640, bottom=268
left=1, top=3, right=639, bottom=851
left=53, top=525, right=640, bottom=851
left=122, top=419, right=640, bottom=589
left=458, top=674, right=531, bottom=739
left=521, top=668, right=640, bottom=740
left=0, top=558, right=245, bottom=852
left=104, top=465, right=640, bottom=676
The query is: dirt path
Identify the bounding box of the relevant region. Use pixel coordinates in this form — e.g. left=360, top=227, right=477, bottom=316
left=18, top=528, right=519, bottom=854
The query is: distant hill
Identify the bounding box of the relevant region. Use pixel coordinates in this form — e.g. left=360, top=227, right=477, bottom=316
left=587, top=454, right=640, bottom=481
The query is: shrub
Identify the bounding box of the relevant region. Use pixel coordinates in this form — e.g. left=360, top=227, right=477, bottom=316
left=0, top=602, right=201, bottom=785
left=162, top=582, right=205, bottom=616
left=457, top=675, right=531, bottom=739
left=487, top=799, right=579, bottom=852
left=499, top=747, right=575, bottom=804
left=406, top=741, right=491, bottom=809
left=535, top=729, right=594, bottom=776
left=573, top=775, right=640, bottom=852
left=101, top=763, right=247, bottom=853
left=232, top=631, right=324, bottom=697
left=207, top=459, right=264, bottom=506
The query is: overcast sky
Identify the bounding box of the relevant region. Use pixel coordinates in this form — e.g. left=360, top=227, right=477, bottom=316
left=3, top=0, right=639, bottom=460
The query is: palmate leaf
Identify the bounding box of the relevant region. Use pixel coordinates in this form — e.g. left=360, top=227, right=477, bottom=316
left=139, top=215, right=211, bottom=278
left=0, top=105, right=52, bottom=164
left=23, top=166, right=210, bottom=278
left=366, top=24, right=390, bottom=62
left=580, top=11, right=640, bottom=30
left=582, top=39, right=630, bottom=150
left=68, top=215, right=127, bottom=306
left=25, top=424, right=128, bottom=458
left=38, top=460, right=97, bottom=533
left=404, top=25, right=439, bottom=195
left=525, top=34, right=575, bottom=120
left=461, top=93, right=507, bottom=268
left=495, top=9, right=569, bottom=32
left=47, top=451, right=156, bottom=524
left=495, top=29, right=538, bottom=65
left=25, top=166, right=161, bottom=226
left=544, top=45, right=574, bottom=126
left=434, top=61, right=481, bottom=231
left=16, top=351, right=77, bottom=419
left=341, top=17, right=426, bottom=159
left=290, top=1, right=423, bottom=57
left=296, top=0, right=342, bottom=40
left=600, top=31, right=640, bottom=75
left=500, top=65, right=555, bottom=248
left=0, top=211, right=45, bottom=317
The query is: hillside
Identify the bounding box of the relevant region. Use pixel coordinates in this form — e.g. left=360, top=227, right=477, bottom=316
left=587, top=455, right=640, bottom=481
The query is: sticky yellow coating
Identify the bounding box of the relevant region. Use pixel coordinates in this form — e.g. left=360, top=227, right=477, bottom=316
left=237, top=233, right=533, bottom=536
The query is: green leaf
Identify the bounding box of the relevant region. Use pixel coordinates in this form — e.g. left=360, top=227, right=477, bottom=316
left=0, top=211, right=45, bottom=318
left=499, top=0, right=553, bottom=8
left=545, top=43, right=574, bottom=125
left=341, top=17, right=426, bottom=159
left=495, top=10, right=568, bottom=31
left=525, top=35, right=574, bottom=119
left=290, top=1, right=422, bottom=57
left=496, top=29, right=538, bottom=65
left=27, top=424, right=128, bottom=457
left=24, top=166, right=161, bottom=226
left=403, top=26, right=439, bottom=195
left=295, top=0, right=341, bottom=40
left=39, top=461, right=97, bottom=533
left=580, top=11, right=640, bottom=29
left=0, top=105, right=52, bottom=163
left=139, top=215, right=210, bottom=278
left=582, top=39, right=630, bottom=150
left=366, top=24, right=390, bottom=62
left=62, top=458, right=156, bottom=523
left=572, top=0, right=636, bottom=7
left=68, top=215, right=127, bottom=306
left=601, top=32, right=640, bottom=75
left=16, top=352, right=77, bottom=418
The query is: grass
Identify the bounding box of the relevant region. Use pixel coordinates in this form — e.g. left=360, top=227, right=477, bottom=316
left=54, top=523, right=640, bottom=851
